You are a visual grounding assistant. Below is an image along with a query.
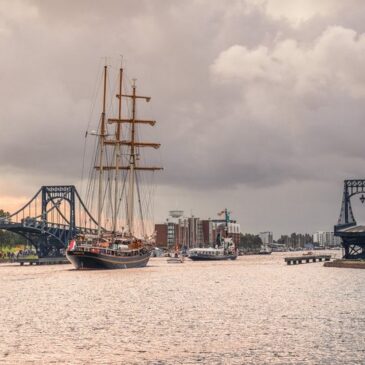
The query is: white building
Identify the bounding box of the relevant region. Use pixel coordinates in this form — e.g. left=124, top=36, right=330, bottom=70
left=227, top=222, right=241, bottom=235
left=259, top=231, right=273, bottom=245
left=313, top=231, right=341, bottom=247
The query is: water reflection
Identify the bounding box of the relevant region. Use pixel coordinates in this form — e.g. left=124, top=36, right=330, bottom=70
left=0, top=251, right=364, bottom=364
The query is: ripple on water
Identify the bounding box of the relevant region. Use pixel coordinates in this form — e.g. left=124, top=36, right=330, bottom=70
left=0, top=252, right=364, bottom=364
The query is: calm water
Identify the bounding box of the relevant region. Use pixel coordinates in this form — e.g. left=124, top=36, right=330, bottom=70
left=0, top=251, right=364, bottom=364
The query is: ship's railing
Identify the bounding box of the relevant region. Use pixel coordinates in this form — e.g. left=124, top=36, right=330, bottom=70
left=73, top=245, right=147, bottom=257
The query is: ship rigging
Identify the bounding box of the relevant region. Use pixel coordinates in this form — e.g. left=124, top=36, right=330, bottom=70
left=67, top=63, right=162, bottom=269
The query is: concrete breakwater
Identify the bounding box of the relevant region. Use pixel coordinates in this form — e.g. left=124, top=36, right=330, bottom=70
left=324, top=259, right=365, bottom=269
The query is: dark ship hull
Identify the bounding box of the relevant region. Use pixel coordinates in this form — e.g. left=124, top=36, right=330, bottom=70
left=66, top=249, right=150, bottom=269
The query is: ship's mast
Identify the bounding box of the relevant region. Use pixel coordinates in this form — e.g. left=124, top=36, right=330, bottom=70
left=113, top=67, right=123, bottom=235
left=101, top=75, right=163, bottom=238
left=97, top=65, right=107, bottom=237
left=127, top=80, right=137, bottom=235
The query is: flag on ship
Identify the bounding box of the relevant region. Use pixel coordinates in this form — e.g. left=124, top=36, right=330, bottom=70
left=68, top=239, right=76, bottom=251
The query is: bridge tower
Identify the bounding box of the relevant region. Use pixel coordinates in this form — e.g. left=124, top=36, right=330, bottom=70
left=41, top=186, right=76, bottom=238
left=335, top=179, right=365, bottom=259
left=0, top=185, right=100, bottom=257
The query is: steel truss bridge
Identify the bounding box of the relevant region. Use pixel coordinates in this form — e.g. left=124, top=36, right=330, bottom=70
left=0, top=186, right=102, bottom=257
left=335, top=179, right=365, bottom=259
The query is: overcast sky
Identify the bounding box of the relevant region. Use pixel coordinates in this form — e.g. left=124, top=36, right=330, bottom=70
left=1, top=0, right=365, bottom=236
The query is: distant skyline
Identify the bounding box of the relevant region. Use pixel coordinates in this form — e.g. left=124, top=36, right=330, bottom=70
left=1, top=0, right=365, bottom=235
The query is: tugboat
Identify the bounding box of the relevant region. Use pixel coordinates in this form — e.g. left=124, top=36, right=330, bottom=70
left=188, top=209, right=238, bottom=261
left=66, top=64, right=162, bottom=269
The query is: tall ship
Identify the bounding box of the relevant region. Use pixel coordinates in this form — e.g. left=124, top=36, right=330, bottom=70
left=188, top=209, right=238, bottom=261
left=67, top=64, right=162, bottom=269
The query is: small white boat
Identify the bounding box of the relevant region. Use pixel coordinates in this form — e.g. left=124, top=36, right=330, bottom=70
left=167, top=247, right=184, bottom=263
left=188, top=238, right=237, bottom=261
left=167, top=255, right=184, bottom=263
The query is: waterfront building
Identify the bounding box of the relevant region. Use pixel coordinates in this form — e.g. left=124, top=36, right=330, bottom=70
left=277, top=233, right=313, bottom=249
left=210, top=220, right=240, bottom=246
left=154, top=214, right=203, bottom=249
left=259, top=231, right=273, bottom=245
left=155, top=223, right=168, bottom=247
left=313, top=232, right=320, bottom=246
left=188, top=216, right=203, bottom=248
left=313, top=231, right=341, bottom=247
left=155, top=213, right=241, bottom=248
left=202, top=219, right=215, bottom=245
left=227, top=222, right=241, bottom=245
left=155, top=211, right=188, bottom=249
left=177, top=217, right=189, bottom=248
left=167, top=221, right=176, bottom=248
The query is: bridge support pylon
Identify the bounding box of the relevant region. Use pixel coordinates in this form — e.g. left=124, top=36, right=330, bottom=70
left=335, top=179, right=365, bottom=259
left=0, top=185, right=100, bottom=257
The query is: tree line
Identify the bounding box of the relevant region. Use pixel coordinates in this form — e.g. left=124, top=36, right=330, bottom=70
left=239, top=233, right=263, bottom=251
left=0, top=209, right=26, bottom=247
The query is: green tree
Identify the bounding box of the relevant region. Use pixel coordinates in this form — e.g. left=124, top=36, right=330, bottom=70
left=239, top=233, right=262, bottom=252
left=0, top=209, right=26, bottom=248
left=0, top=209, right=9, bottom=218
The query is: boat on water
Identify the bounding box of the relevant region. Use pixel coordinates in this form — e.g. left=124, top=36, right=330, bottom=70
left=188, top=209, right=238, bottom=261
left=167, top=243, right=184, bottom=264
left=66, top=236, right=152, bottom=269
left=258, top=244, right=272, bottom=255
left=189, top=240, right=237, bottom=261
left=67, top=64, right=162, bottom=269
left=167, top=253, right=184, bottom=264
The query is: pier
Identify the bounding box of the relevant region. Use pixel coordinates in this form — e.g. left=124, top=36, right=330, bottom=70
left=285, top=254, right=331, bottom=265
left=17, top=257, right=69, bottom=266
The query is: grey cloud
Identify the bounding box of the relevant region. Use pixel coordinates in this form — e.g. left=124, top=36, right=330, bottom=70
left=1, top=1, right=365, bottom=233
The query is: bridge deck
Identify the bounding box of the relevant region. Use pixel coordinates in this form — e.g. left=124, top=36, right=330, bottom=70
left=0, top=185, right=101, bottom=256
left=338, top=225, right=365, bottom=233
